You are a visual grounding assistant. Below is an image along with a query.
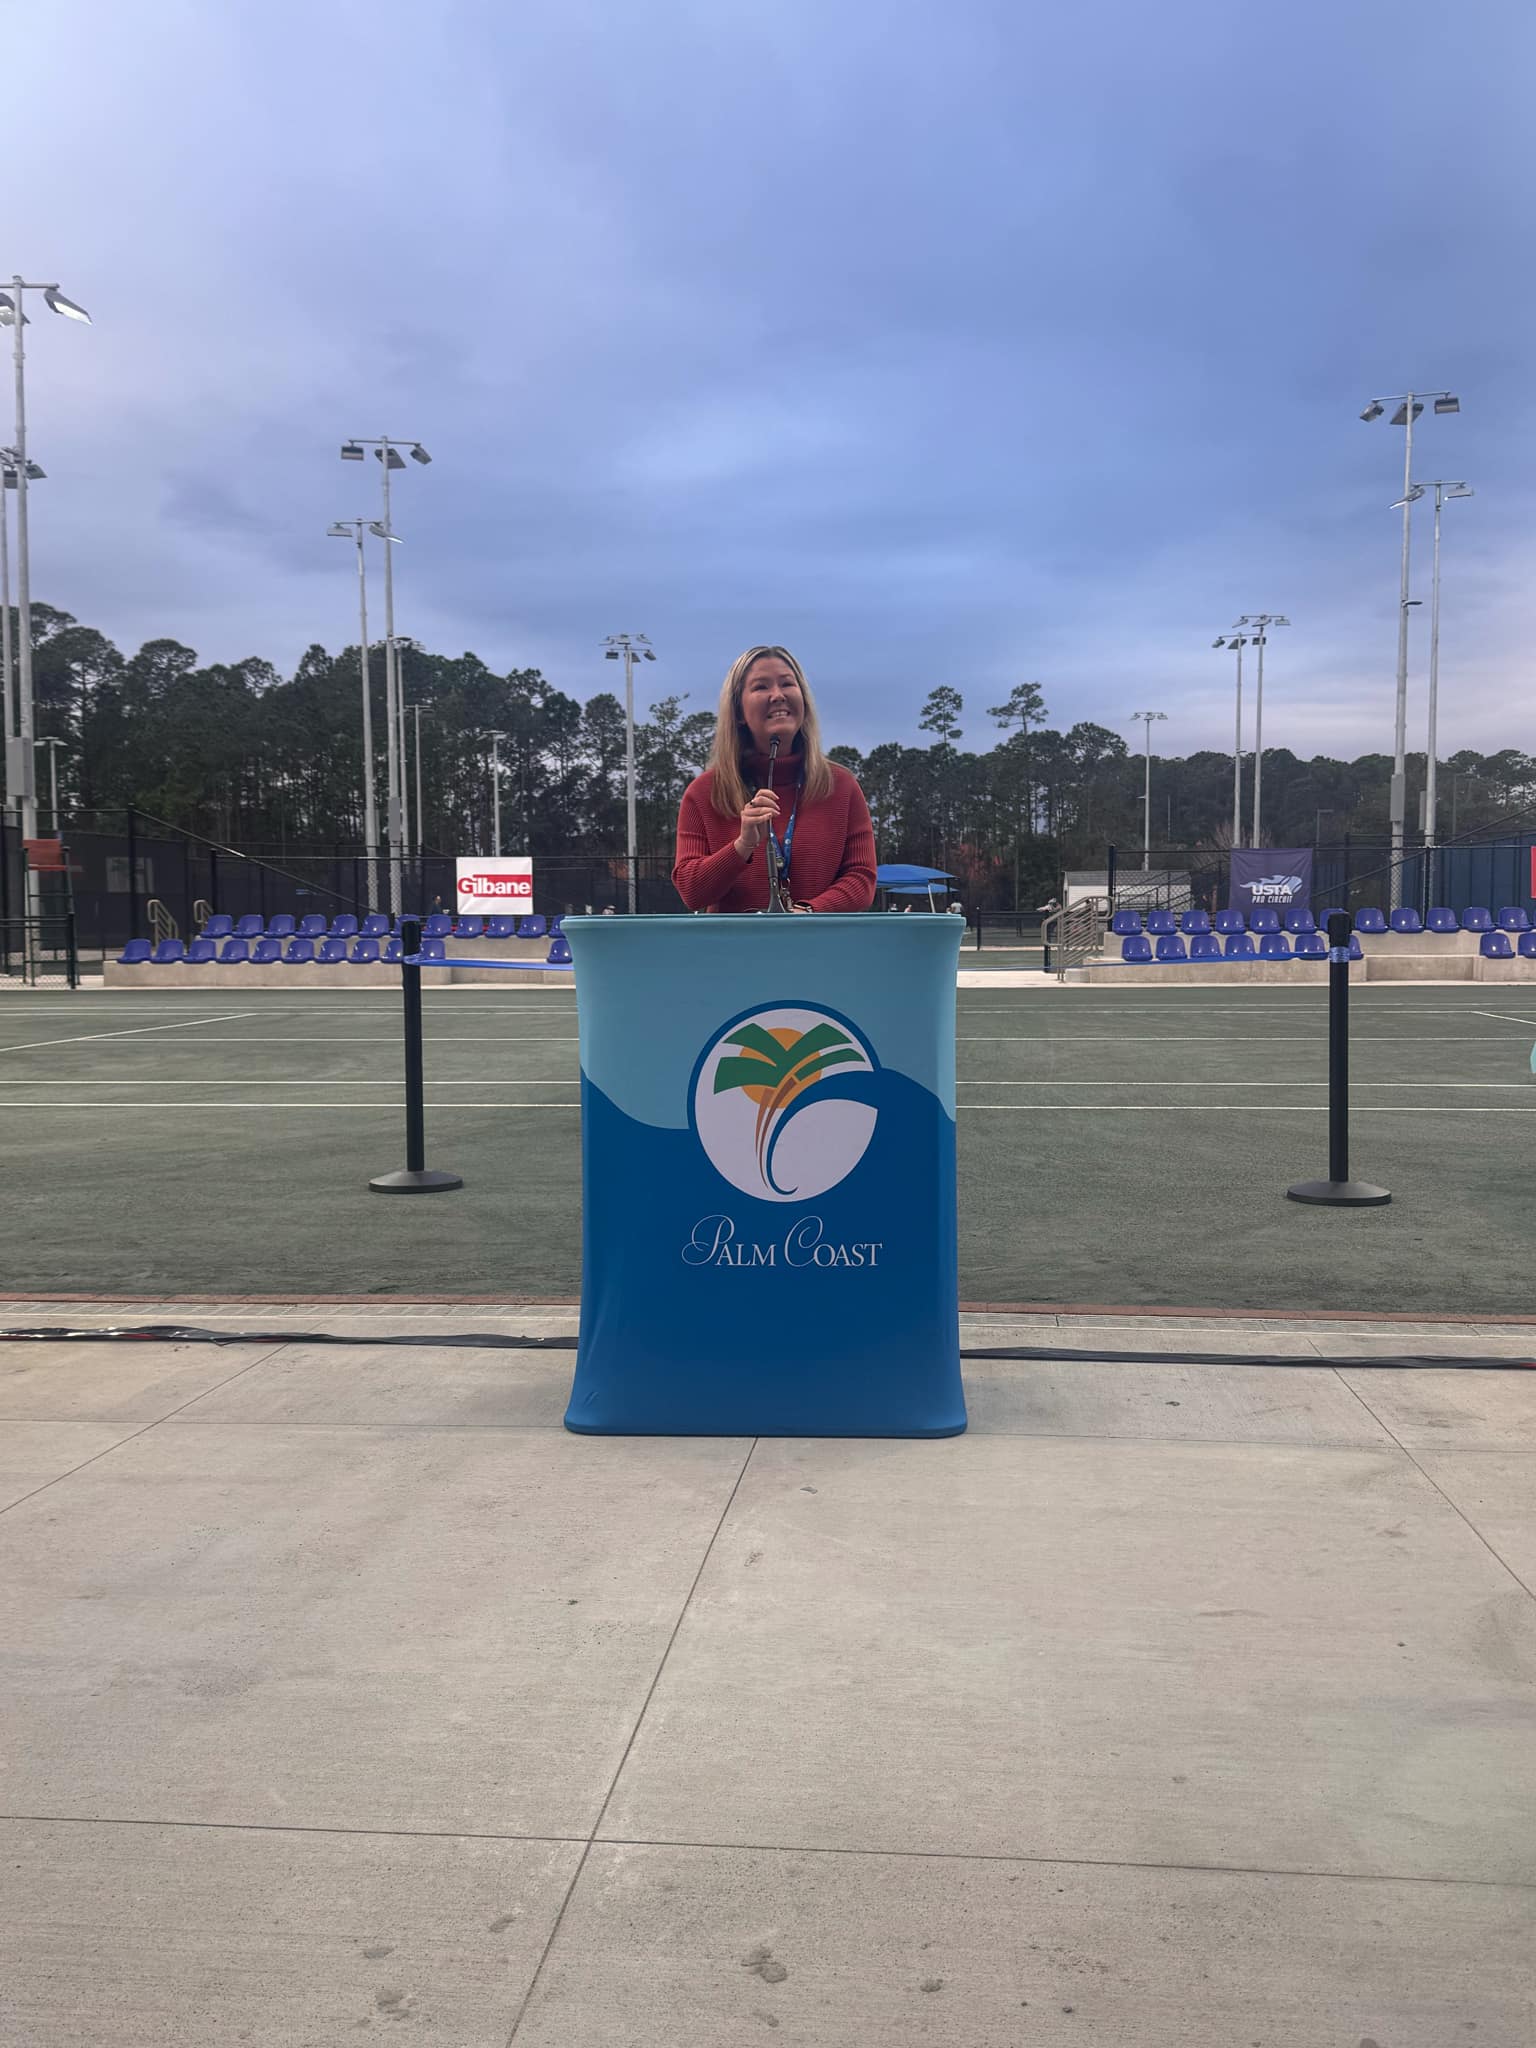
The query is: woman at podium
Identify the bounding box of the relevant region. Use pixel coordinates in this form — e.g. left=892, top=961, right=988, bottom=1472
left=673, top=646, right=877, bottom=913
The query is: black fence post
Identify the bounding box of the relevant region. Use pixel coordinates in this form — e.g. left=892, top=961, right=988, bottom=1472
left=1106, top=844, right=1117, bottom=910
left=369, top=915, right=463, bottom=1195
left=209, top=847, right=219, bottom=915
left=1287, top=912, right=1390, bottom=1207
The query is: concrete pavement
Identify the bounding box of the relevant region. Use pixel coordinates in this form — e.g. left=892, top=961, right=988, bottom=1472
left=2, top=1303, right=1533, bottom=2044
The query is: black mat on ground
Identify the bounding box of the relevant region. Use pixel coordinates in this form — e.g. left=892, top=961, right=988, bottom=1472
left=2, top=1325, right=1532, bottom=1370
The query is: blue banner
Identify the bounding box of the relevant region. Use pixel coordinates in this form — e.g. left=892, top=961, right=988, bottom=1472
left=562, top=915, right=966, bottom=1437
left=1228, top=847, right=1313, bottom=914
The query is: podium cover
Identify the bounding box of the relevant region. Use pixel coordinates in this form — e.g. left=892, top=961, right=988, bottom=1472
left=563, top=914, right=965, bottom=1437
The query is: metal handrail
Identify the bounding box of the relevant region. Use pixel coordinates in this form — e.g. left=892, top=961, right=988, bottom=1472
left=1042, top=895, right=1108, bottom=980
left=147, top=898, right=179, bottom=944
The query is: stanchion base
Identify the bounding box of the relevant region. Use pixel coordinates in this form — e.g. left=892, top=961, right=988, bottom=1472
left=369, top=1168, right=464, bottom=1195
left=1286, top=1179, right=1391, bottom=1207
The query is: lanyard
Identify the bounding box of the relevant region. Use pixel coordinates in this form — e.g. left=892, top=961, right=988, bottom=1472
left=770, top=778, right=803, bottom=881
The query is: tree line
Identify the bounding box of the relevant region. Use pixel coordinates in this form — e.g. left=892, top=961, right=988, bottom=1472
left=18, top=604, right=1536, bottom=906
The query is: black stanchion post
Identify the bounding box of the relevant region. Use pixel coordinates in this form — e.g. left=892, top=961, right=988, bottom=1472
left=1287, top=912, right=1389, bottom=1207
left=370, top=914, right=464, bottom=1195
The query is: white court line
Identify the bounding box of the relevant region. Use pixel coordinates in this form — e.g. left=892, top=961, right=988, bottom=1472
left=0, top=1012, right=264, bottom=1056
left=955, top=1034, right=1531, bottom=1043
left=1472, top=1009, right=1536, bottom=1028
left=0, top=1078, right=581, bottom=1086
left=0, top=1034, right=584, bottom=1045
left=0, top=1101, right=1532, bottom=1115
left=951, top=1079, right=1536, bottom=1090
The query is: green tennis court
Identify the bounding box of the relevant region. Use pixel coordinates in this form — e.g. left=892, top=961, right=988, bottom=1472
left=1, top=982, right=1532, bottom=1311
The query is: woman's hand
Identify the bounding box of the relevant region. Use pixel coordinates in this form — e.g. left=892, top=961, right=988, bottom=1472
left=735, top=787, right=780, bottom=860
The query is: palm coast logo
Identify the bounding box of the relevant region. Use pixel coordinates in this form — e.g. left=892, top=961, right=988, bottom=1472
left=690, top=1005, right=879, bottom=1203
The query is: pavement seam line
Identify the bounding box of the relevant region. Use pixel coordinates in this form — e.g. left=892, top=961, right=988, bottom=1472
left=0, top=1010, right=265, bottom=1056
left=0, top=1344, right=293, bottom=1519
left=501, top=1436, right=761, bottom=2048
left=1328, top=1370, right=1536, bottom=1605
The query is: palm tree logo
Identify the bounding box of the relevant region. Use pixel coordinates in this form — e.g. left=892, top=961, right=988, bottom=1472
left=692, top=1007, right=879, bottom=1202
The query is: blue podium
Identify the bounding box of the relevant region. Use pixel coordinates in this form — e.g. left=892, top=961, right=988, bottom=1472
left=562, top=914, right=965, bottom=1437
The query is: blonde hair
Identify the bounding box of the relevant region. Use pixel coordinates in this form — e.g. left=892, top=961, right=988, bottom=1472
left=707, top=645, right=834, bottom=819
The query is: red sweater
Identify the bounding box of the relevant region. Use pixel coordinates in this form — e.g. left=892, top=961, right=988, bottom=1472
left=673, top=750, right=878, bottom=913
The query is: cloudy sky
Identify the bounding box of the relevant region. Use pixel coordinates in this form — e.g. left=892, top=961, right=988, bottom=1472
left=9, top=0, right=1534, bottom=759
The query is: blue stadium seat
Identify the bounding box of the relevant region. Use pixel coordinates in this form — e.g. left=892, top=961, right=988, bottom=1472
left=1463, top=906, right=1494, bottom=932
left=484, top=916, right=518, bottom=939
left=454, top=917, right=484, bottom=938
left=1154, top=933, right=1188, bottom=962
left=184, top=938, right=217, bottom=965
left=282, top=938, right=315, bottom=965
left=1189, top=933, right=1223, bottom=962
left=1354, top=907, right=1388, bottom=934
left=1248, top=908, right=1281, bottom=935
left=1214, top=910, right=1245, bottom=935
left=150, top=938, right=185, bottom=965
left=1258, top=932, right=1293, bottom=960
left=383, top=938, right=403, bottom=963
left=267, top=913, right=296, bottom=938
left=1223, top=932, right=1256, bottom=959
left=1284, top=908, right=1316, bottom=934
left=349, top=937, right=381, bottom=965
left=316, top=937, right=349, bottom=964
left=419, top=937, right=447, bottom=960
left=217, top=938, right=250, bottom=964
left=1389, top=908, right=1423, bottom=935
left=1110, top=910, right=1142, bottom=936
left=422, top=913, right=454, bottom=938
left=1426, top=906, right=1459, bottom=933
left=1348, top=933, right=1364, bottom=961
left=250, top=937, right=283, bottom=965
left=234, top=914, right=264, bottom=938
left=1145, top=909, right=1176, bottom=935
left=359, top=913, right=391, bottom=938
left=297, top=913, right=328, bottom=938
left=1120, top=935, right=1153, bottom=963
left=117, top=938, right=152, bottom=964
left=1180, top=909, right=1211, bottom=935
left=1497, top=905, right=1531, bottom=932
left=330, top=914, right=359, bottom=939
left=1317, top=907, right=1348, bottom=934
left=517, top=915, right=548, bottom=939
left=1480, top=930, right=1514, bottom=959
left=1519, top=932, right=1536, bottom=961
left=546, top=934, right=573, bottom=966
left=1294, top=932, right=1327, bottom=957
left=549, top=915, right=566, bottom=933
left=201, top=913, right=234, bottom=940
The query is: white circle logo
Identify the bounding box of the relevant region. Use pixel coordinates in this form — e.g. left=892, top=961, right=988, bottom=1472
left=690, top=1006, right=878, bottom=1204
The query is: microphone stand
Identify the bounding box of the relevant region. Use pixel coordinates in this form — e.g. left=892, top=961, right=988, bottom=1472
left=761, top=735, right=785, bottom=912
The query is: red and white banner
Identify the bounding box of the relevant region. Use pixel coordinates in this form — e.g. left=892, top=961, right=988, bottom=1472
left=455, top=856, right=534, bottom=914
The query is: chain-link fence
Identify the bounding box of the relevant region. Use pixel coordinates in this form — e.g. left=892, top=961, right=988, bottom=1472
left=0, top=917, right=79, bottom=988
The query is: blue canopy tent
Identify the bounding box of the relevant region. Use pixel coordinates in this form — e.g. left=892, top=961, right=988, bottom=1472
left=875, top=864, right=956, bottom=910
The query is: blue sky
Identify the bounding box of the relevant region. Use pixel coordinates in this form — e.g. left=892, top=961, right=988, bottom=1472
left=9, top=0, right=1534, bottom=759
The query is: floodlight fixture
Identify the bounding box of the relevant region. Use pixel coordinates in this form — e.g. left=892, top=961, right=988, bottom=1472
left=43, top=287, right=91, bottom=324
left=376, top=446, right=406, bottom=469
left=1433, top=394, right=1460, bottom=414
left=340, top=442, right=364, bottom=460
left=409, top=443, right=431, bottom=464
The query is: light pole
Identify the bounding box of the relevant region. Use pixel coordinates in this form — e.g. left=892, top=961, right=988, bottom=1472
left=603, top=633, right=657, bottom=912
left=1212, top=632, right=1254, bottom=845
left=1360, top=389, right=1458, bottom=905
left=1128, top=710, right=1167, bottom=870
left=481, top=731, right=507, bottom=856
left=2, top=451, right=45, bottom=801
left=1394, top=480, right=1473, bottom=906
left=0, top=279, right=89, bottom=904
left=341, top=437, right=431, bottom=913
left=411, top=702, right=427, bottom=868
left=326, top=519, right=380, bottom=911
left=36, top=735, right=69, bottom=831
left=1236, top=614, right=1289, bottom=847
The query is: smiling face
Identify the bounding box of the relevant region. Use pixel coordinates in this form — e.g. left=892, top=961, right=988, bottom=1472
left=738, top=654, right=805, bottom=752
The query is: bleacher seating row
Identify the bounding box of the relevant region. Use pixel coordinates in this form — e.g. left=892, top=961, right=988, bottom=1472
left=1121, top=928, right=1536, bottom=964
left=118, top=911, right=572, bottom=969
left=1111, top=904, right=1531, bottom=938
left=193, top=912, right=559, bottom=943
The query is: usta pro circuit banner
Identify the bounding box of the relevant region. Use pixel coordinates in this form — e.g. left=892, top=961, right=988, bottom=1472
left=455, top=856, right=533, bottom=915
